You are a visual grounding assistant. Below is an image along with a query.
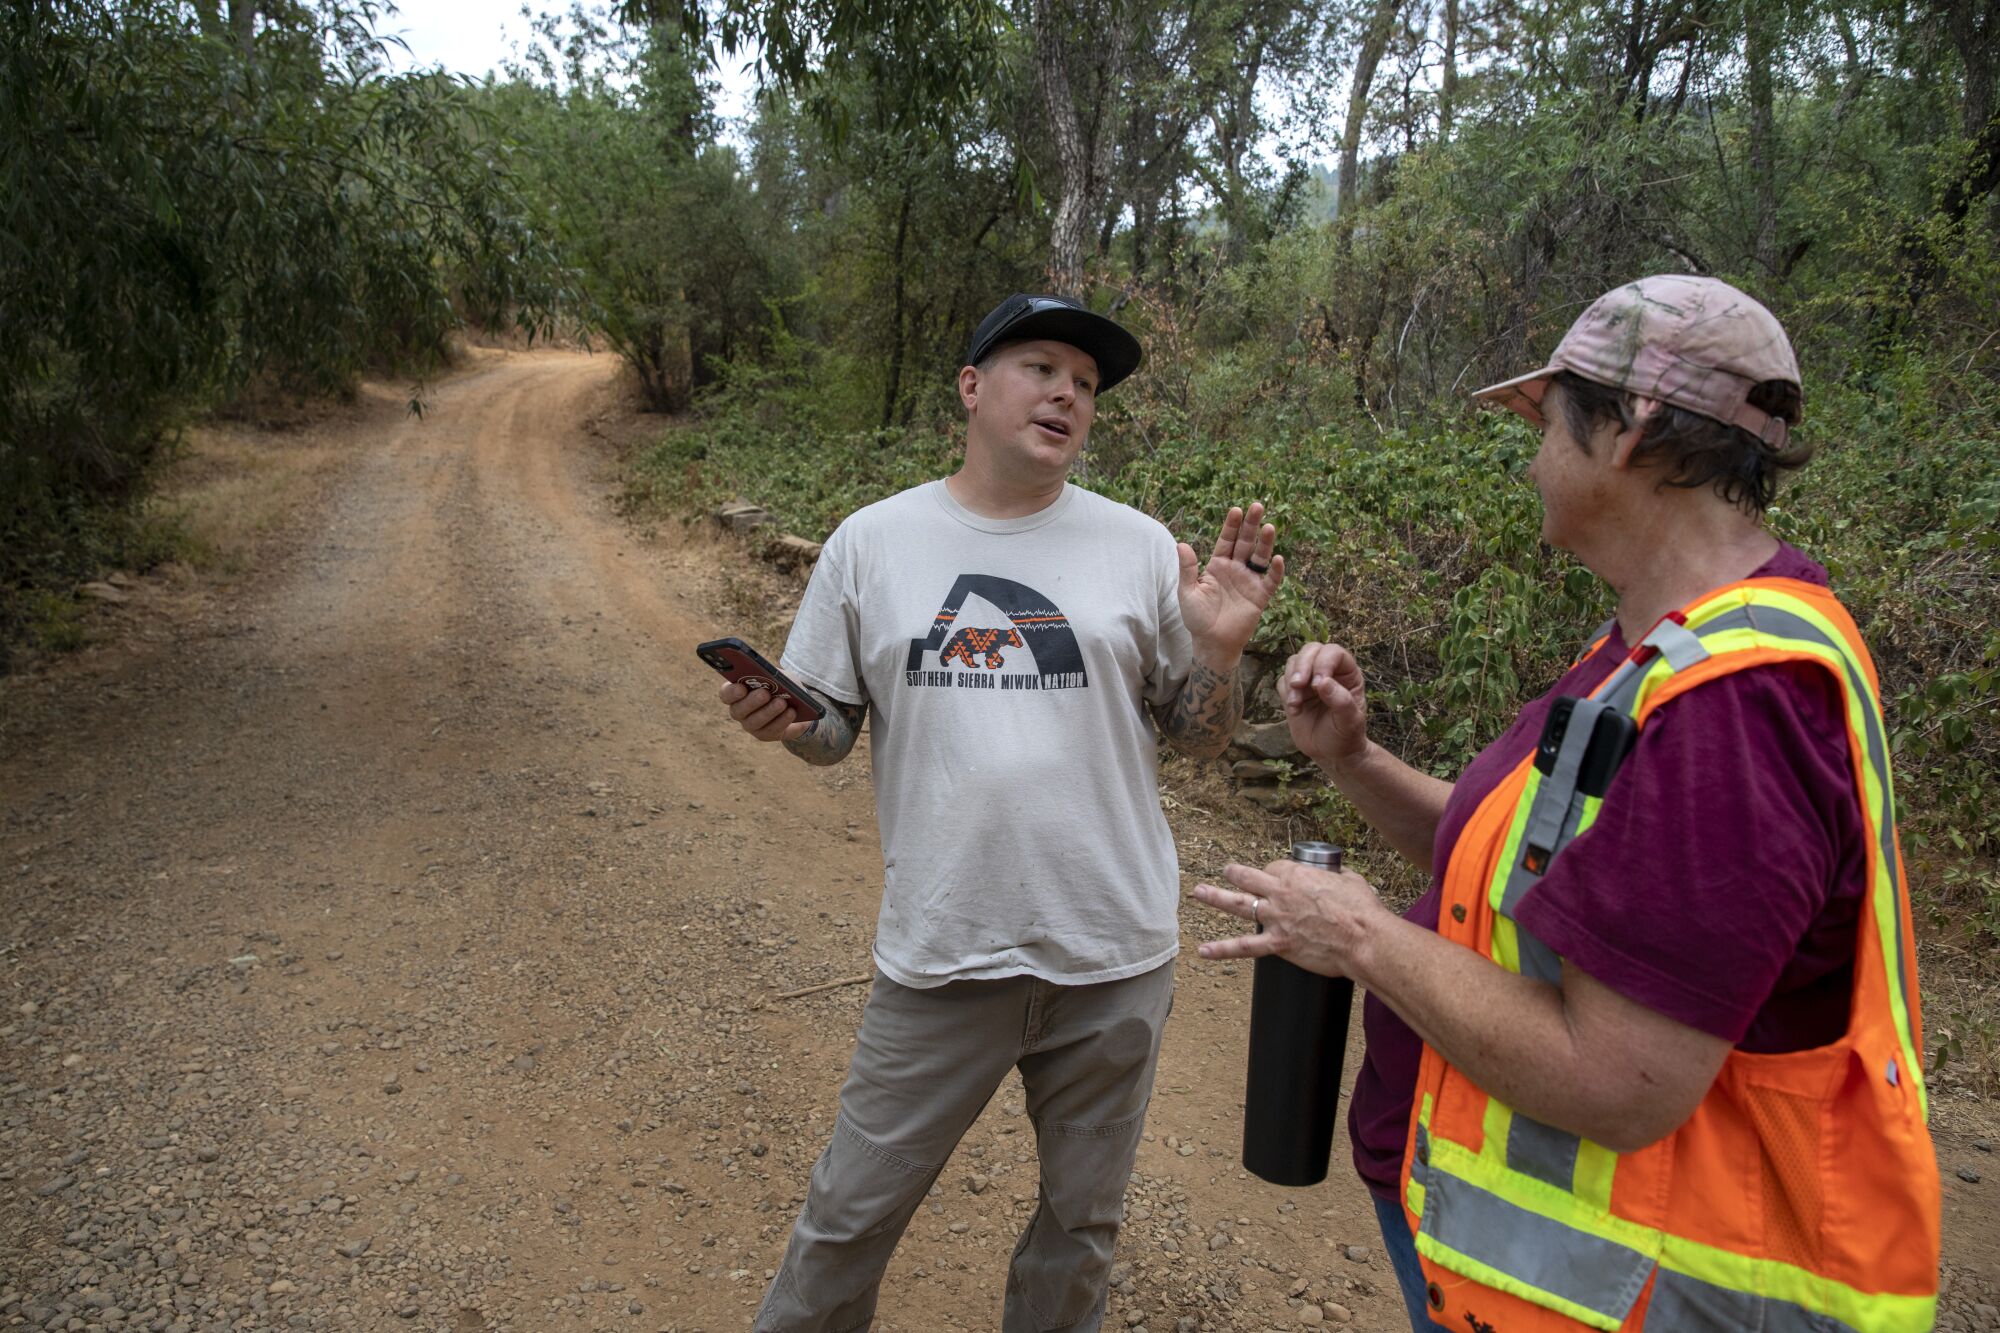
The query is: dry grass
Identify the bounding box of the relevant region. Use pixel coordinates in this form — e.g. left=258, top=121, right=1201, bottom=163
left=153, top=418, right=349, bottom=575
left=3, top=410, right=353, bottom=671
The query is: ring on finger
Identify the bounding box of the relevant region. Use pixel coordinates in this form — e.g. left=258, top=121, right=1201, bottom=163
left=1246, top=558, right=1269, bottom=575
left=1250, top=897, right=1261, bottom=929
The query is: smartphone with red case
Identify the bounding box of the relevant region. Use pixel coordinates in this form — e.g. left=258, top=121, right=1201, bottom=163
left=696, top=637, right=827, bottom=723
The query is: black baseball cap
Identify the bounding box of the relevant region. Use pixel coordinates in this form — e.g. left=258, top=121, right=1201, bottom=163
left=966, top=293, right=1144, bottom=393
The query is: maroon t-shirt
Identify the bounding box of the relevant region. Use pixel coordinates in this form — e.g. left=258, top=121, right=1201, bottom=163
left=1349, top=544, right=1867, bottom=1202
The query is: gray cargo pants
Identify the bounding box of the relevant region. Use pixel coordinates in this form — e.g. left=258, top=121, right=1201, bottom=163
left=754, top=960, right=1175, bottom=1333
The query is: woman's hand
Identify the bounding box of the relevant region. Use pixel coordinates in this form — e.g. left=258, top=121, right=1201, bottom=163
left=1280, top=641, right=1370, bottom=773
left=1190, top=859, right=1393, bottom=981
left=1199, top=860, right=1731, bottom=1153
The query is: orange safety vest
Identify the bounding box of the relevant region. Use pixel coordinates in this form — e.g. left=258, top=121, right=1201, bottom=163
left=1399, top=577, right=1940, bottom=1332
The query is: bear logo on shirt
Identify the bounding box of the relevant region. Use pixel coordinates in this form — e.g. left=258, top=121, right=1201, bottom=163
left=939, top=627, right=1024, bottom=670
left=904, top=574, right=1088, bottom=690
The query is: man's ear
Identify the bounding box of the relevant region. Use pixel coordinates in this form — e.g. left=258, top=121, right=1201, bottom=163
left=1609, top=397, right=1664, bottom=469
left=958, top=364, right=981, bottom=414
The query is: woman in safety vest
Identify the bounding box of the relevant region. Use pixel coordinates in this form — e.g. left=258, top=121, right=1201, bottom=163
left=1193, top=275, right=1940, bottom=1332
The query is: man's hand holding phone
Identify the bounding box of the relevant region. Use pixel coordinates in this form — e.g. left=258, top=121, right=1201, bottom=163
left=720, top=677, right=817, bottom=743
left=698, top=638, right=827, bottom=744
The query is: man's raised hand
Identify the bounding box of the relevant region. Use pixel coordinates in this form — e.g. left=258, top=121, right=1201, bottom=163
left=1175, top=501, right=1284, bottom=662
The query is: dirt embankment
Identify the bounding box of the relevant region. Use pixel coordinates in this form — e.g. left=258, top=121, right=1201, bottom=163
left=2, top=347, right=1995, bottom=1333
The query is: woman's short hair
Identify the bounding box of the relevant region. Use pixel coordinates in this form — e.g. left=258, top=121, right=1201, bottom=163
left=1550, top=370, right=1811, bottom=514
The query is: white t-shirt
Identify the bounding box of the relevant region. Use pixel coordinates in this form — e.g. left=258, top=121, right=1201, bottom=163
left=781, top=479, right=1194, bottom=987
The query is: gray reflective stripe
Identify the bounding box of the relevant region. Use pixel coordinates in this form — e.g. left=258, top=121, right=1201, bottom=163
left=1500, top=852, right=1542, bottom=917
left=1643, top=616, right=1710, bottom=671
left=1600, top=607, right=1756, bottom=712
left=1601, top=659, right=1650, bottom=712
left=1595, top=653, right=1645, bottom=705
left=1642, top=1267, right=1861, bottom=1333
left=1517, top=930, right=1563, bottom=984
left=1505, top=1113, right=1579, bottom=1190
left=1518, top=696, right=1613, bottom=878
left=1412, top=1127, right=1657, bottom=1320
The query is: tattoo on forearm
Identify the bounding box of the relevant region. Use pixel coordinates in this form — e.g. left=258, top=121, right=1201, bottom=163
left=1155, top=660, right=1242, bottom=758
left=783, top=690, right=868, bottom=766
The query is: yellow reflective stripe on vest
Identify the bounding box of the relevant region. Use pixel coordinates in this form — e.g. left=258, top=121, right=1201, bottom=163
left=1647, top=593, right=1924, bottom=1114
left=1662, top=625, right=1914, bottom=1056
left=1649, top=1236, right=1938, bottom=1333
left=1410, top=1126, right=1660, bottom=1329
left=1486, top=770, right=1539, bottom=978
left=1572, top=1138, right=1618, bottom=1212
left=1409, top=1132, right=1939, bottom=1333
left=1722, top=594, right=1920, bottom=1107
left=1487, top=768, right=1584, bottom=986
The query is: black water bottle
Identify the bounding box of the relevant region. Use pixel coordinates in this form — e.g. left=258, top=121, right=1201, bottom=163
left=1241, top=841, right=1356, bottom=1187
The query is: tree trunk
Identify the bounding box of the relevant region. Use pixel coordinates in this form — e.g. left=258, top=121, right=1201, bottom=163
left=900, top=299, right=930, bottom=427
left=1927, top=0, right=2000, bottom=229
left=1744, top=0, right=1778, bottom=273
left=1085, top=24, right=1128, bottom=252
left=228, top=0, right=256, bottom=58
left=1132, top=189, right=1156, bottom=279
left=1618, top=0, right=1648, bottom=108
left=666, top=325, right=692, bottom=413
left=1032, top=0, right=1129, bottom=291
left=1949, top=0, right=1998, bottom=149
left=1438, top=0, right=1459, bottom=142
left=1663, top=32, right=1698, bottom=121
left=1938, top=111, right=2000, bottom=229
left=1894, top=0, right=2000, bottom=321
left=1337, top=0, right=1400, bottom=220
left=662, top=294, right=694, bottom=413
left=1215, top=39, right=1266, bottom=259
left=1034, top=0, right=1093, bottom=292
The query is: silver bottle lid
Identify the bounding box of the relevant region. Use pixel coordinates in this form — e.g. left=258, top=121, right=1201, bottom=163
left=1290, top=841, right=1344, bottom=869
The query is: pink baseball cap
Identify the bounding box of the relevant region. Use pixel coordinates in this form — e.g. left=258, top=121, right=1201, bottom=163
left=1472, top=275, right=1802, bottom=450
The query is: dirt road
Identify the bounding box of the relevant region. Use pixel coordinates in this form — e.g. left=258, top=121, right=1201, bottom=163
left=3, top=348, right=1996, bottom=1333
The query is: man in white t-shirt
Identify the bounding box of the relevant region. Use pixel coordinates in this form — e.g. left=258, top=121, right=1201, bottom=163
left=719, top=293, right=1284, bottom=1332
